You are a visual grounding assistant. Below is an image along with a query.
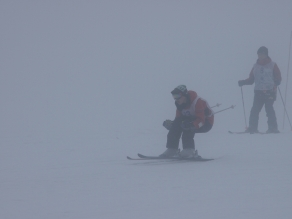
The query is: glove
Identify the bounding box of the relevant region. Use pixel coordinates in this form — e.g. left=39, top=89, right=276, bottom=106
left=238, top=80, right=245, bottom=87
left=181, top=120, right=196, bottom=131
left=163, top=120, right=173, bottom=130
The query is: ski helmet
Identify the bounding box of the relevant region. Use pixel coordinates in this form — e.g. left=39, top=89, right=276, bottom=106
left=171, top=85, right=188, bottom=96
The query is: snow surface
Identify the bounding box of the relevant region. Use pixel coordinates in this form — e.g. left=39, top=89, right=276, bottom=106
left=1, top=1, right=292, bottom=219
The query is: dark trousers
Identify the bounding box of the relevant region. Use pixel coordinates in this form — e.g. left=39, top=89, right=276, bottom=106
left=166, top=117, right=212, bottom=149
left=249, top=91, right=278, bottom=131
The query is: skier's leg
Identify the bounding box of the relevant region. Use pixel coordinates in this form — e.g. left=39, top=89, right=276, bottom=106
left=249, top=92, right=264, bottom=132
left=180, top=118, right=213, bottom=157
left=166, top=118, right=183, bottom=149
left=265, top=98, right=278, bottom=132
left=181, top=130, right=195, bottom=149
left=179, top=130, right=197, bottom=157
left=181, top=118, right=212, bottom=150
left=160, top=118, right=183, bottom=157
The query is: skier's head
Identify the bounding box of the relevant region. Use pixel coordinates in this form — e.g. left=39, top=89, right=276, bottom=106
left=257, top=46, right=268, bottom=61
left=257, top=46, right=268, bottom=56
left=171, top=85, right=188, bottom=104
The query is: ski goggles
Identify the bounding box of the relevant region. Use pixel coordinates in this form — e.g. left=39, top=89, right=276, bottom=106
left=172, top=94, right=182, bottom=101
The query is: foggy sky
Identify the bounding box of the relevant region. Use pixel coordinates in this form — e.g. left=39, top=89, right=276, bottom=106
left=1, top=0, right=292, bottom=143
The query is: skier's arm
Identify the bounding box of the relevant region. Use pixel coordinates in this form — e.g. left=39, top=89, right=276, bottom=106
left=192, top=100, right=206, bottom=129
left=243, top=69, right=255, bottom=85
left=238, top=68, right=254, bottom=86
left=273, top=63, right=282, bottom=86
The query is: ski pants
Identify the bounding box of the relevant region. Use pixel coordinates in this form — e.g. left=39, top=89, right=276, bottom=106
left=166, top=117, right=212, bottom=150
left=249, top=91, right=278, bottom=131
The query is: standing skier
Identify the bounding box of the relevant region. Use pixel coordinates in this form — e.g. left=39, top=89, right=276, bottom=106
left=238, top=46, right=282, bottom=133
left=160, top=85, right=214, bottom=158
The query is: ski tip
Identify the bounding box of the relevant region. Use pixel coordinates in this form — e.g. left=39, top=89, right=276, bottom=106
left=137, top=153, right=147, bottom=158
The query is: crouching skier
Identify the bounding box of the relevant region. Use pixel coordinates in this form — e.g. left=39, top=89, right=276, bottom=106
left=160, top=85, right=214, bottom=158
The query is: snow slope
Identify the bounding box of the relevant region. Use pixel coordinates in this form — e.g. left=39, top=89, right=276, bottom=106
left=1, top=130, right=292, bottom=219
left=1, top=1, right=292, bottom=219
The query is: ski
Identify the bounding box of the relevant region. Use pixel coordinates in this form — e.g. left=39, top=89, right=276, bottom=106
left=127, top=156, right=157, bottom=160
left=127, top=156, right=213, bottom=162
left=228, top=130, right=266, bottom=134
left=138, top=154, right=163, bottom=159
left=126, top=153, right=214, bottom=161
left=228, top=130, right=249, bottom=134
left=126, top=156, right=176, bottom=161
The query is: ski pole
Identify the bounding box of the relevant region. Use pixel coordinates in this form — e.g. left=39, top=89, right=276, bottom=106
left=241, top=87, right=247, bottom=129
left=282, top=31, right=292, bottom=129
left=211, top=103, right=221, bottom=108
left=214, top=105, right=235, bottom=114
left=278, top=87, right=292, bottom=130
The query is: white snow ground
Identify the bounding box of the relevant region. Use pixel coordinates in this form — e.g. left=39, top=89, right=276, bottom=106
left=1, top=1, right=292, bottom=219
left=1, top=130, right=292, bottom=219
